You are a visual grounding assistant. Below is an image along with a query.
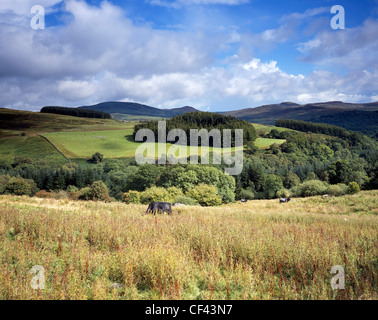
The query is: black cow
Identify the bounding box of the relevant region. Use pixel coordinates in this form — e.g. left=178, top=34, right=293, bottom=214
left=279, top=197, right=291, bottom=203
left=146, top=202, right=172, bottom=215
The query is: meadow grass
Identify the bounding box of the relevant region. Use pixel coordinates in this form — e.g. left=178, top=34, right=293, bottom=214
left=254, top=138, right=286, bottom=149
left=41, top=130, right=244, bottom=159
left=0, top=191, right=377, bottom=300
left=0, top=135, right=68, bottom=164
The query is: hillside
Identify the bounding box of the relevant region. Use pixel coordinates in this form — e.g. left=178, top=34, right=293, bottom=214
left=78, top=102, right=199, bottom=119
left=0, top=108, right=132, bottom=163
left=223, top=101, right=378, bottom=135
left=0, top=108, right=284, bottom=162
left=77, top=100, right=378, bottom=135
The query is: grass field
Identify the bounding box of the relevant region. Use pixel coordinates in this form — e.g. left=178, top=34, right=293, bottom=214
left=254, top=137, right=286, bottom=149
left=1, top=108, right=282, bottom=161
left=0, top=191, right=376, bottom=300
left=41, top=130, right=244, bottom=159
left=251, top=123, right=294, bottom=135
left=0, top=135, right=68, bottom=164
left=0, top=108, right=133, bottom=163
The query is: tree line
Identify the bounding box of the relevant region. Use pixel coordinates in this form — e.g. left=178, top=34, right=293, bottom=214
left=133, top=112, right=257, bottom=147
left=41, top=106, right=112, bottom=119
left=1, top=119, right=376, bottom=204
left=275, top=119, right=367, bottom=147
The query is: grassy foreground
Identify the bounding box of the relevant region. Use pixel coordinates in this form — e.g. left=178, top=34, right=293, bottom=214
left=0, top=191, right=377, bottom=300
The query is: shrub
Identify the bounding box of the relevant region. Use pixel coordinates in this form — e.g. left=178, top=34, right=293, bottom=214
left=0, top=175, right=11, bottom=194
left=327, top=185, right=344, bottom=197
left=124, top=190, right=141, bottom=204
left=173, top=195, right=198, bottom=206
left=140, top=186, right=172, bottom=204
left=90, top=152, right=104, bottom=164
left=264, top=174, right=284, bottom=198
left=0, top=160, right=12, bottom=171
left=347, top=182, right=360, bottom=194
left=53, top=190, right=69, bottom=200
left=35, top=190, right=52, bottom=198
left=276, top=189, right=291, bottom=198
left=238, top=189, right=255, bottom=200
left=69, top=191, right=80, bottom=201
left=297, top=180, right=327, bottom=197
left=5, top=177, right=36, bottom=196
left=13, top=156, right=32, bottom=166
left=66, top=185, right=78, bottom=192
left=338, top=183, right=348, bottom=194
left=90, top=181, right=110, bottom=201
left=78, top=187, right=92, bottom=200
left=167, top=186, right=183, bottom=200
left=186, top=184, right=222, bottom=207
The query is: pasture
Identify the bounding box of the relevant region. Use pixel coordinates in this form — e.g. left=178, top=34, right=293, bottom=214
left=254, top=137, right=286, bottom=149
left=41, top=130, right=246, bottom=159
left=0, top=108, right=286, bottom=160
left=0, top=191, right=376, bottom=300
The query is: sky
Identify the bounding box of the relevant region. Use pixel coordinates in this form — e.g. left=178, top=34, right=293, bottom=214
left=0, top=0, right=377, bottom=112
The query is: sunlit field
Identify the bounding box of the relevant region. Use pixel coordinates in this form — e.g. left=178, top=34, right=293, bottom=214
left=41, top=130, right=246, bottom=159
left=0, top=191, right=376, bottom=300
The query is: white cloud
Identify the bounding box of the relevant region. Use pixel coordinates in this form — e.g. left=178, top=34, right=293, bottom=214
left=297, top=19, right=378, bottom=70
left=0, top=1, right=377, bottom=111
left=0, top=0, right=62, bottom=14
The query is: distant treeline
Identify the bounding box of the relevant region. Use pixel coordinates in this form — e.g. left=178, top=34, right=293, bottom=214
left=309, top=110, right=378, bottom=138
left=41, top=106, right=112, bottom=119
left=275, top=119, right=365, bottom=146
left=133, top=112, right=257, bottom=146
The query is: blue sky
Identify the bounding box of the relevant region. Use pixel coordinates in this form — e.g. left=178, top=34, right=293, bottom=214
left=0, top=0, right=377, bottom=111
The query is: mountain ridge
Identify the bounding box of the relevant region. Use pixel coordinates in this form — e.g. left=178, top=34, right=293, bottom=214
left=77, top=100, right=378, bottom=135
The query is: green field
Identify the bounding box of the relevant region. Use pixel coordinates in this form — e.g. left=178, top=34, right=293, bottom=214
left=0, top=108, right=286, bottom=161
left=251, top=123, right=295, bottom=135
left=255, top=137, right=286, bottom=149
left=0, top=135, right=68, bottom=164
left=41, top=129, right=245, bottom=159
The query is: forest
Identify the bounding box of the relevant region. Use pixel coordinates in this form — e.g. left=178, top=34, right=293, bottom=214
left=41, top=106, right=112, bottom=119
left=0, top=116, right=377, bottom=205
left=133, top=112, right=257, bottom=147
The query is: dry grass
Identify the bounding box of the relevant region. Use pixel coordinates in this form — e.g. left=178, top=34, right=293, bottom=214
left=0, top=191, right=377, bottom=300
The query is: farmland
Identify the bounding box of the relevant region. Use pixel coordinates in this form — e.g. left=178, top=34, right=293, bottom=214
left=0, top=191, right=377, bottom=300
left=0, top=108, right=283, bottom=161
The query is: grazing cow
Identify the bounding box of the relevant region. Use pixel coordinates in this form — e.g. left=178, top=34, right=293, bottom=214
left=146, top=202, right=172, bottom=215
left=279, top=197, right=291, bottom=203
left=322, top=194, right=329, bottom=199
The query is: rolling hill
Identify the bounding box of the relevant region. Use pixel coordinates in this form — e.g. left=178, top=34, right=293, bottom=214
left=78, top=102, right=199, bottom=119
left=77, top=100, right=378, bottom=135
left=223, top=101, right=378, bottom=123
left=223, top=101, right=378, bottom=136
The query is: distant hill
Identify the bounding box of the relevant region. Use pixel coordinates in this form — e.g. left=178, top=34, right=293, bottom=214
left=223, top=101, right=378, bottom=136
left=308, top=110, right=378, bottom=137
left=78, top=102, right=199, bottom=119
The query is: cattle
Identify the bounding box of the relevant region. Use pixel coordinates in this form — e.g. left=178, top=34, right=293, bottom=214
left=322, top=194, right=329, bottom=199
left=240, top=199, right=248, bottom=203
left=146, top=202, right=172, bottom=215
left=279, top=197, right=291, bottom=203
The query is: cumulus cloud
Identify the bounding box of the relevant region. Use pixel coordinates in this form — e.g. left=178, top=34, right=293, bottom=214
left=0, top=0, right=221, bottom=80
left=297, top=19, right=378, bottom=70
left=0, top=1, right=377, bottom=111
